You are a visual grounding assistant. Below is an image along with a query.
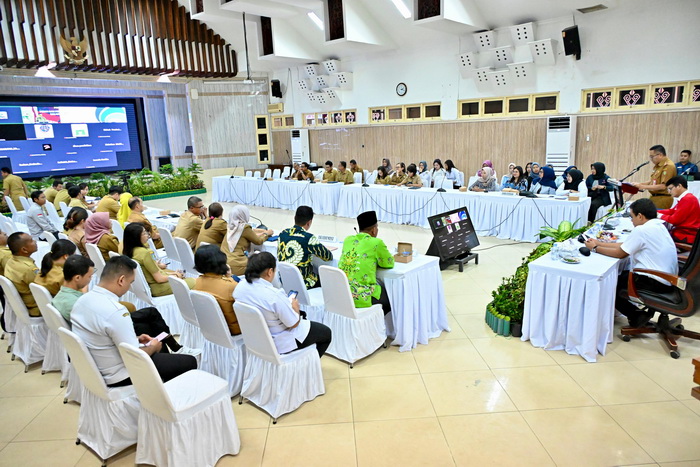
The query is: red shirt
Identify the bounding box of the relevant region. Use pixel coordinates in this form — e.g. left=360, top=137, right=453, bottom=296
left=658, top=191, right=700, bottom=244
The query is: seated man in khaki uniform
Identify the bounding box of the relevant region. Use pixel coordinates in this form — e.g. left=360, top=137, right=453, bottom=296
left=173, top=196, right=207, bottom=250
left=95, top=186, right=123, bottom=220
left=632, top=144, right=677, bottom=209
left=4, top=232, right=41, bottom=316
left=44, top=180, right=63, bottom=204
left=349, top=159, right=365, bottom=183
left=322, top=160, right=338, bottom=182
left=336, top=161, right=355, bottom=185
left=127, top=197, right=163, bottom=249
left=53, top=182, right=74, bottom=216
left=1, top=167, right=29, bottom=212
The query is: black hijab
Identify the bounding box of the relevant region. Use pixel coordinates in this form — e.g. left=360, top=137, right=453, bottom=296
left=563, top=169, right=584, bottom=190
left=590, top=162, right=607, bottom=180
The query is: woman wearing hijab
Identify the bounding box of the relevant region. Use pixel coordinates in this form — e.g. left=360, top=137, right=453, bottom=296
left=556, top=165, right=577, bottom=187
left=501, top=163, right=516, bottom=186
left=221, top=206, right=274, bottom=275
left=85, top=212, right=120, bottom=262
left=531, top=166, right=558, bottom=195
left=418, top=161, right=428, bottom=174
left=586, top=162, right=614, bottom=223
left=469, top=167, right=497, bottom=192
left=503, top=166, right=529, bottom=191
left=476, top=160, right=497, bottom=180
left=556, top=169, right=588, bottom=196
left=528, top=162, right=542, bottom=186
left=117, top=192, right=133, bottom=227
left=381, top=158, right=393, bottom=175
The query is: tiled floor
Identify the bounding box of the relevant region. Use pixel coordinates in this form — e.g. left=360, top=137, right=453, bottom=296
left=1, top=193, right=699, bottom=466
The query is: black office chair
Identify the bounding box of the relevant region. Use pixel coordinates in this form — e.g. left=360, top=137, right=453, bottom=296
left=619, top=234, right=700, bottom=358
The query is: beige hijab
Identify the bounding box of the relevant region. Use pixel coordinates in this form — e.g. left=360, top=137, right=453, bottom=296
left=226, top=205, right=250, bottom=252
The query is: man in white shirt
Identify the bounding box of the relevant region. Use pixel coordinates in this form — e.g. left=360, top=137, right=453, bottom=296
left=26, top=191, right=58, bottom=241
left=233, top=251, right=331, bottom=357
left=71, top=256, right=197, bottom=386
left=585, top=198, right=679, bottom=328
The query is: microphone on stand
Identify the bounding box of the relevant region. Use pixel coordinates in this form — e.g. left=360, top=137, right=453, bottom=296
left=634, top=160, right=650, bottom=171
left=230, top=165, right=238, bottom=178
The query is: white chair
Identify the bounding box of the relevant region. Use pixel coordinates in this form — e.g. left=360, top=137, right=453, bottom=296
left=272, top=168, right=281, bottom=179
left=318, top=266, right=386, bottom=367
left=44, top=303, right=82, bottom=404
left=245, top=170, right=253, bottom=178
left=419, top=171, right=432, bottom=187
left=363, top=169, right=370, bottom=182
left=57, top=232, right=71, bottom=242
left=59, top=201, right=70, bottom=217
left=19, top=195, right=31, bottom=211
left=253, top=170, right=262, bottom=179
left=191, top=291, right=246, bottom=397
left=118, top=343, right=240, bottom=467
left=147, top=237, right=166, bottom=260
left=85, top=243, right=107, bottom=278
left=41, top=231, right=56, bottom=245
left=168, top=277, right=204, bottom=349
left=353, top=172, right=362, bottom=184
left=595, top=203, right=612, bottom=222
left=234, top=302, right=325, bottom=423
left=467, top=175, right=479, bottom=189
left=173, top=237, right=199, bottom=278
left=128, top=262, right=184, bottom=335
left=365, top=170, right=378, bottom=185
left=433, top=174, right=452, bottom=190
left=157, top=228, right=183, bottom=271
left=0, top=214, right=15, bottom=234
left=281, top=166, right=291, bottom=178
left=276, top=261, right=325, bottom=322
left=454, top=169, right=465, bottom=187
left=4, top=195, right=27, bottom=224
left=0, top=276, right=48, bottom=372
left=315, top=168, right=324, bottom=179
left=58, top=328, right=139, bottom=464
left=31, top=240, right=51, bottom=266
left=263, top=168, right=272, bottom=179
left=44, top=202, right=64, bottom=230
left=110, top=220, right=124, bottom=242
left=28, top=283, right=66, bottom=377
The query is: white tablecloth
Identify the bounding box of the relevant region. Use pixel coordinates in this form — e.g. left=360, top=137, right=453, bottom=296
left=144, top=208, right=180, bottom=232
left=688, top=181, right=700, bottom=199
left=212, top=177, right=343, bottom=215
left=262, top=241, right=449, bottom=352
left=213, top=176, right=591, bottom=242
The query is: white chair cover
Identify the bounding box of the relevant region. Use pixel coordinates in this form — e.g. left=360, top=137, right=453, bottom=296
left=58, top=328, right=139, bottom=461
left=30, top=240, right=50, bottom=265
left=41, top=231, right=56, bottom=245
left=419, top=171, right=432, bottom=187
left=433, top=174, right=452, bottom=190
left=0, top=214, right=15, bottom=234
left=353, top=172, right=362, bottom=183
left=129, top=263, right=184, bottom=335
left=263, top=168, right=272, bottom=179
left=59, top=201, right=70, bottom=217
left=173, top=237, right=199, bottom=277
left=272, top=168, right=281, bottom=179
left=110, top=220, right=124, bottom=242
left=40, top=301, right=83, bottom=403
left=28, top=283, right=65, bottom=376
left=245, top=171, right=253, bottom=178
left=19, top=196, right=31, bottom=211
left=85, top=243, right=106, bottom=278
left=365, top=170, right=378, bottom=185
left=253, top=171, right=262, bottom=179
left=168, top=277, right=204, bottom=349
left=467, top=175, right=479, bottom=189
left=118, top=343, right=240, bottom=467
left=1, top=291, right=17, bottom=349
left=157, top=227, right=183, bottom=271
left=44, top=202, right=64, bottom=230
left=58, top=232, right=70, bottom=241
left=318, top=266, right=386, bottom=365
left=455, top=169, right=465, bottom=187
left=191, top=291, right=246, bottom=396
left=4, top=194, right=27, bottom=224
left=234, top=302, right=324, bottom=421
left=363, top=169, right=370, bottom=182
left=0, top=276, right=47, bottom=371
left=281, top=166, right=291, bottom=178
left=276, top=262, right=324, bottom=322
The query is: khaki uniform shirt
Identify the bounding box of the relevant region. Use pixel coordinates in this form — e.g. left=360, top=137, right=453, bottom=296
left=4, top=256, right=40, bottom=316
left=69, top=198, right=90, bottom=210
left=35, top=264, right=65, bottom=297
left=375, top=175, right=390, bottom=185
left=221, top=225, right=269, bottom=275
left=53, top=189, right=71, bottom=215
left=336, top=170, right=354, bottom=185
left=4, top=174, right=28, bottom=211
left=196, top=218, right=227, bottom=250
left=127, top=212, right=163, bottom=249
left=0, top=246, right=12, bottom=275
left=44, top=187, right=59, bottom=203
left=97, top=234, right=120, bottom=262
left=132, top=247, right=194, bottom=297
left=294, top=169, right=315, bottom=182
left=96, top=196, right=120, bottom=220
left=65, top=228, right=88, bottom=257
left=322, top=169, right=338, bottom=182
left=194, top=273, right=240, bottom=335
left=173, top=211, right=204, bottom=250
left=648, top=158, right=677, bottom=209
left=388, top=173, right=407, bottom=185
left=404, top=174, right=423, bottom=186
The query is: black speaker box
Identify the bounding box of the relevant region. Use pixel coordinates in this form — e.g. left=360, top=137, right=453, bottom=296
left=562, top=25, right=581, bottom=60
left=271, top=79, right=282, bottom=98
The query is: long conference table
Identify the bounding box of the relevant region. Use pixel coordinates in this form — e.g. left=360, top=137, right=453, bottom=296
left=212, top=176, right=591, bottom=242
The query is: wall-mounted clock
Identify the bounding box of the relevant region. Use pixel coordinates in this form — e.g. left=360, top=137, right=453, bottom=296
left=396, top=82, right=407, bottom=97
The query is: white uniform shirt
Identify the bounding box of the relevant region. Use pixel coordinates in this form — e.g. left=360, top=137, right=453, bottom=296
left=621, top=218, right=678, bottom=285
left=233, top=278, right=310, bottom=354
left=71, top=286, right=138, bottom=385
left=26, top=203, right=55, bottom=240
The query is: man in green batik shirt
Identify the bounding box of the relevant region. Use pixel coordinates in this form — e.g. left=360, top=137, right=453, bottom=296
left=338, top=210, right=394, bottom=314
left=278, top=206, right=333, bottom=289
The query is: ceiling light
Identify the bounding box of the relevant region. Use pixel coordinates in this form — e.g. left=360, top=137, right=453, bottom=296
left=390, top=0, right=411, bottom=19
left=35, top=62, right=56, bottom=78
left=308, top=12, right=324, bottom=30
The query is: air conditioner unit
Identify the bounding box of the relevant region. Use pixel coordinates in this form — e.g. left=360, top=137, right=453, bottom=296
left=268, top=103, right=284, bottom=113
left=545, top=116, right=576, bottom=173
left=290, top=129, right=310, bottom=164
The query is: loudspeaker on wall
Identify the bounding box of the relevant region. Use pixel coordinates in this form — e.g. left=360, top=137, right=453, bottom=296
left=562, top=26, right=581, bottom=60
left=271, top=79, right=282, bottom=98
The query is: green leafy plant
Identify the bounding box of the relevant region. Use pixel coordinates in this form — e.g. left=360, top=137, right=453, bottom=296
left=537, top=219, right=587, bottom=242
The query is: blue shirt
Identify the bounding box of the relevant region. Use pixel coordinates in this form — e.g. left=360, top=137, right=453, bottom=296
left=675, top=162, right=698, bottom=175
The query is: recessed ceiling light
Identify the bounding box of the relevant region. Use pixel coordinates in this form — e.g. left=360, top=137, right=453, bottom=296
left=307, top=12, right=324, bottom=30
left=390, top=0, right=411, bottom=19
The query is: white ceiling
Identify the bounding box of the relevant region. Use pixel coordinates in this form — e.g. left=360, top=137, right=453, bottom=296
left=176, top=0, right=627, bottom=74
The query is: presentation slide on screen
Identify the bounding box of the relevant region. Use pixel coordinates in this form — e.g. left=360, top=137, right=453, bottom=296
left=0, top=105, right=132, bottom=175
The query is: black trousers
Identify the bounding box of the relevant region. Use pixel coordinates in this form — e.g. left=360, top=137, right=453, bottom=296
left=371, top=279, right=392, bottom=315
left=108, top=353, right=198, bottom=387
left=295, top=321, right=332, bottom=358
left=588, top=198, right=610, bottom=223
left=615, top=271, right=674, bottom=323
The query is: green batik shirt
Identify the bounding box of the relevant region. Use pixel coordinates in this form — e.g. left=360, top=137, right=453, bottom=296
left=338, top=233, right=395, bottom=308
left=278, top=225, right=333, bottom=288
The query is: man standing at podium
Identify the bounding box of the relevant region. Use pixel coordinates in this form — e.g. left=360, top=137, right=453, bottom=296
left=632, top=145, right=676, bottom=209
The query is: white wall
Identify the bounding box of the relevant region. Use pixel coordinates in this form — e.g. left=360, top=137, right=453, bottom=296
left=272, top=0, right=700, bottom=123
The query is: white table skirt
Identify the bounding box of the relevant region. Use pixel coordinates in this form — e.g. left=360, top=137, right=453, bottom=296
left=688, top=181, right=700, bottom=199
left=522, top=251, right=621, bottom=362
left=262, top=241, right=449, bottom=352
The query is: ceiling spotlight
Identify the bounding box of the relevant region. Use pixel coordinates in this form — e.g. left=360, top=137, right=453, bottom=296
left=308, top=12, right=324, bottom=30
left=390, top=0, right=411, bottom=19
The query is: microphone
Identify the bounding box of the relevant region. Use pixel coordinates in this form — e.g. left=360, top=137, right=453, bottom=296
left=230, top=165, right=238, bottom=178
left=634, top=161, right=650, bottom=171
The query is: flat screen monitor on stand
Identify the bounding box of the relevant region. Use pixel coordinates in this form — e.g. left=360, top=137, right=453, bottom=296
left=426, top=206, right=479, bottom=272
